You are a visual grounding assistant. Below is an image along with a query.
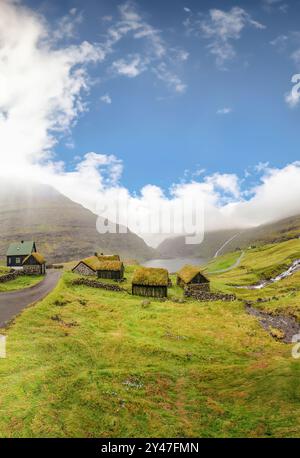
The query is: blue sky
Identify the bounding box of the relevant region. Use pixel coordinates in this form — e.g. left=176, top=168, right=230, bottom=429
left=22, top=0, right=300, bottom=194
left=2, top=0, right=300, bottom=245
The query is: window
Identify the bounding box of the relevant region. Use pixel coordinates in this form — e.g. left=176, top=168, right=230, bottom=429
left=8, top=258, right=11, bottom=265
left=16, top=258, right=20, bottom=264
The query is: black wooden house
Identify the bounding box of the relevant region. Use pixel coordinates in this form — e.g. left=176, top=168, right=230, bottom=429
left=6, top=241, right=37, bottom=268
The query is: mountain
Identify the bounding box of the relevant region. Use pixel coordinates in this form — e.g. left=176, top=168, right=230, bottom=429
left=0, top=181, right=155, bottom=263
left=157, top=214, right=300, bottom=259
left=157, top=229, right=240, bottom=259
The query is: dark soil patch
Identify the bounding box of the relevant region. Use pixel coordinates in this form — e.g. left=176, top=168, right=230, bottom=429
left=245, top=304, right=300, bottom=343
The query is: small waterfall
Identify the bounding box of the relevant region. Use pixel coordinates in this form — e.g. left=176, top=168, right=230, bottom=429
left=238, top=259, right=300, bottom=290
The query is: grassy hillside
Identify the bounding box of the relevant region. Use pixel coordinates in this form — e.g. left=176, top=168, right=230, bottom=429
left=0, top=181, right=155, bottom=264
left=157, top=214, right=300, bottom=259
left=211, top=239, right=300, bottom=319
left=1, top=240, right=300, bottom=437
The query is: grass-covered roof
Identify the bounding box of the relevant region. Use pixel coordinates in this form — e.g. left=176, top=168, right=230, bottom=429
left=75, top=256, right=102, bottom=272
left=177, top=265, right=209, bottom=284
left=132, top=267, right=169, bottom=286
left=23, top=252, right=45, bottom=265
left=73, top=256, right=123, bottom=272
left=97, top=254, right=120, bottom=261
left=98, top=261, right=123, bottom=271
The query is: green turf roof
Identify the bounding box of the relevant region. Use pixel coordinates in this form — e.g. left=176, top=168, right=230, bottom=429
left=132, top=267, right=169, bottom=286
left=97, top=261, right=123, bottom=271
left=177, top=265, right=209, bottom=284
left=97, top=254, right=120, bottom=261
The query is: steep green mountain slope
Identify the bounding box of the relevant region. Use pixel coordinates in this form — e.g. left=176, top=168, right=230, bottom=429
left=0, top=182, right=155, bottom=263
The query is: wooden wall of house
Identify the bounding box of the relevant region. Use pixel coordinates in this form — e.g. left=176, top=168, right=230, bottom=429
left=191, top=273, right=209, bottom=284
left=97, top=270, right=123, bottom=280
left=25, top=256, right=39, bottom=265
left=177, top=277, right=185, bottom=288
left=7, top=255, right=27, bottom=267
left=132, top=285, right=167, bottom=298
left=177, top=273, right=210, bottom=289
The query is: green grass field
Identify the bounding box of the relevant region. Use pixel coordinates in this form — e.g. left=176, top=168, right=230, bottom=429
left=204, top=251, right=243, bottom=273
left=0, top=275, right=44, bottom=292
left=0, top=239, right=300, bottom=437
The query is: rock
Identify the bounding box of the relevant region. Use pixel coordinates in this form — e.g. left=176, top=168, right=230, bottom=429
left=0, top=270, right=24, bottom=283
left=141, top=300, right=151, bottom=307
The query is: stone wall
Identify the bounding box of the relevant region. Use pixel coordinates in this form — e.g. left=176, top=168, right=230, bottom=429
left=73, top=263, right=96, bottom=276
left=23, top=265, right=45, bottom=275
left=184, top=286, right=236, bottom=302
left=0, top=270, right=24, bottom=283
left=188, top=283, right=210, bottom=292
left=71, top=277, right=125, bottom=292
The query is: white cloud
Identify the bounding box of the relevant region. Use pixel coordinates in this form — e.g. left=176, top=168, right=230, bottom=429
left=0, top=0, right=106, bottom=168
left=106, top=1, right=187, bottom=92
left=0, top=0, right=186, bottom=178
left=270, top=34, right=288, bottom=50
left=53, top=8, right=84, bottom=41
left=195, top=7, right=265, bottom=68
left=40, top=158, right=300, bottom=247
left=100, top=94, right=112, bottom=104
left=154, top=63, right=187, bottom=93
left=184, top=7, right=191, bottom=13
left=112, top=55, right=147, bottom=77
left=217, top=107, right=232, bottom=115
left=285, top=74, right=300, bottom=108
left=262, top=0, right=288, bottom=13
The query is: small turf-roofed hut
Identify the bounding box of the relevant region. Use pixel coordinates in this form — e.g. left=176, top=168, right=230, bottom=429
left=72, top=256, right=102, bottom=276
left=6, top=240, right=37, bottom=268
left=177, top=265, right=210, bottom=290
left=22, top=252, right=46, bottom=275
left=97, top=260, right=124, bottom=280
left=132, top=267, right=169, bottom=298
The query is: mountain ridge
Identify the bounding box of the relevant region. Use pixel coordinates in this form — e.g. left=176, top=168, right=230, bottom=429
left=157, top=214, right=300, bottom=259
left=0, top=181, right=155, bottom=263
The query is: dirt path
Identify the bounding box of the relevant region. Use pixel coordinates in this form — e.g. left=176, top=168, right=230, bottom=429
left=0, top=270, right=61, bottom=328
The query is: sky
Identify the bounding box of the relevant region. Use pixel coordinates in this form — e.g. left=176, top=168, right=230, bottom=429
left=1, top=0, right=300, bottom=246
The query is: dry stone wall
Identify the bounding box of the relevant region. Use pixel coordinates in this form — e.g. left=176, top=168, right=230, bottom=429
left=0, top=270, right=24, bottom=283
left=184, top=286, right=236, bottom=302
left=71, top=277, right=125, bottom=292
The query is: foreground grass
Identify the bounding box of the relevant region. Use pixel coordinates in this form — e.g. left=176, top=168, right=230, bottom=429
left=0, top=267, right=10, bottom=275
left=0, top=275, right=44, bottom=292
left=0, top=261, right=300, bottom=437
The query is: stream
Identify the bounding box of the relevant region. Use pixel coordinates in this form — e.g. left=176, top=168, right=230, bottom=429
left=239, top=259, right=300, bottom=290
left=245, top=304, right=300, bottom=343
